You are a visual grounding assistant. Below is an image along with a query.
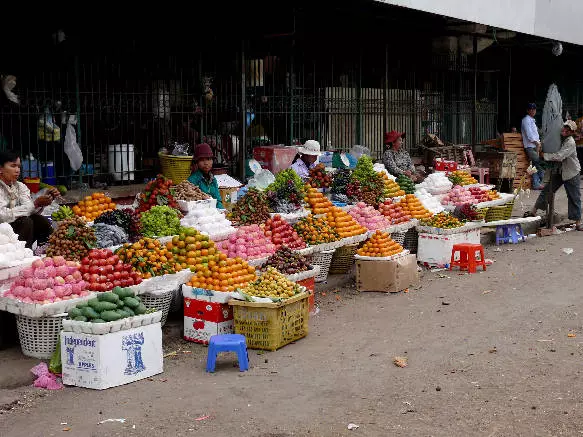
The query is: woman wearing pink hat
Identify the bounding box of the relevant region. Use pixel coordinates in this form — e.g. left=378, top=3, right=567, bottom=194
left=187, top=143, right=224, bottom=208
left=382, top=131, right=422, bottom=181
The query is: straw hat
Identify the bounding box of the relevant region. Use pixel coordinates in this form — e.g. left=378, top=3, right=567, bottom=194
left=564, top=120, right=577, bottom=131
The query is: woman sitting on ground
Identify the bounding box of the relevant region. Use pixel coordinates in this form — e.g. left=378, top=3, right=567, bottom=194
left=382, top=130, right=424, bottom=182
left=0, top=150, right=59, bottom=247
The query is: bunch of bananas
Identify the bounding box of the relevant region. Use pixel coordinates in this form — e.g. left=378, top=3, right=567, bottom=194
left=52, top=205, right=75, bottom=222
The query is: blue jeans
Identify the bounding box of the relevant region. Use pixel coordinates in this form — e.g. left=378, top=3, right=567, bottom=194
left=526, top=148, right=545, bottom=188
left=534, top=173, right=582, bottom=221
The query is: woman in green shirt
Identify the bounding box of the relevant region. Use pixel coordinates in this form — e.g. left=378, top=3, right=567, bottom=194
left=187, top=143, right=224, bottom=209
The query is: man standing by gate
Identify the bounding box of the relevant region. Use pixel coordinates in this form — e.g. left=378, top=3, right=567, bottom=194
left=521, top=103, right=545, bottom=190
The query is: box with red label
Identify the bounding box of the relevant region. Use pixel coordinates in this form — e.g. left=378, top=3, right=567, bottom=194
left=433, top=159, right=458, bottom=172
left=253, top=145, right=298, bottom=174
left=183, top=297, right=234, bottom=345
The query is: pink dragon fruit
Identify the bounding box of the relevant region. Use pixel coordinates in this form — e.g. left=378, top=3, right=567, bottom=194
left=32, top=289, right=45, bottom=301
left=24, top=278, right=34, bottom=288
left=64, top=275, right=75, bottom=284
left=20, top=287, right=33, bottom=298
left=12, top=286, right=25, bottom=297
left=63, top=284, right=73, bottom=296
left=54, top=276, right=66, bottom=285
left=32, top=278, right=45, bottom=290
left=43, top=257, right=54, bottom=267
left=13, top=277, right=25, bottom=287
left=71, top=281, right=85, bottom=294
left=21, top=267, right=34, bottom=278
left=32, top=259, right=44, bottom=269
left=44, top=266, right=57, bottom=278
left=55, top=266, right=69, bottom=277
left=22, top=297, right=33, bottom=303
left=46, top=277, right=55, bottom=288
left=68, top=266, right=78, bottom=275
left=65, top=261, right=77, bottom=268
left=33, top=268, right=49, bottom=280
left=54, top=285, right=66, bottom=298
left=52, top=256, right=66, bottom=267
left=72, top=271, right=82, bottom=281
left=44, top=288, right=55, bottom=300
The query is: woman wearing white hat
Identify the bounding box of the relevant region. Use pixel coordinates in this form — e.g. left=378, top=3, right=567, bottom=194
left=291, top=140, right=322, bottom=180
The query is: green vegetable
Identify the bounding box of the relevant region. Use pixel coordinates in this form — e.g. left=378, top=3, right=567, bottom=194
left=91, top=301, right=118, bottom=312
left=76, top=301, right=89, bottom=308
left=113, top=287, right=135, bottom=299
left=134, top=303, right=147, bottom=315
left=122, top=306, right=136, bottom=316
left=115, top=309, right=131, bottom=318
left=98, top=292, right=120, bottom=303
left=73, top=316, right=88, bottom=322
left=117, top=300, right=125, bottom=309
left=82, top=307, right=100, bottom=319
left=123, top=297, right=140, bottom=309
left=87, top=298, right=101, bottom=309
left=91, top=318, right=106, bottom=323
left=68, top=308, right=83, bottom=319
left=140, top=205, right=182, bottom=237
left=100, top=310, right=122, bottom=322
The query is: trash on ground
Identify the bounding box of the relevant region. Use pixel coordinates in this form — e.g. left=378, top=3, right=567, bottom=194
left=195, top=415, right=211, bottom=421
left=98, top=419, right=126, bottom=425
left=393, top=356, right=408, bottom=368
left=30, top=362, right=63, bottom=390
left=347, top=423, right=360, bottom=430
left=568, top=333, right=577, bottom=338
left=482, top=290, right=492, bottom=294
left=562, top=248, right=574, bottom=255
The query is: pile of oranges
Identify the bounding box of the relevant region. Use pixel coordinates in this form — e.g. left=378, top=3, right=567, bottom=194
left=186, top=257, right=256, bottom=292
left=357, top=231, right=404, bottom=257
left=293, top=215, right=339, bottom=245
left=304, top=186, right=334, bottom=215
left=398, top=195, right=433, bottom=220
left=381, top=173, right=406, bottom=198
left=116, top=238, right=177, bottom=279
left=325, top=207, right=367, bottom=238
left=72, top=192, right=116, bottom=221
left=166, top=228, right=219, bottom=269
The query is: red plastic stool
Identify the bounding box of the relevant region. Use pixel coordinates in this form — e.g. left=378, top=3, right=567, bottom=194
left=449, top=243, right=486, bottom=273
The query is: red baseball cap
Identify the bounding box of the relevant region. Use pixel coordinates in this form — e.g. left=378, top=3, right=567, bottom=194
left=384, top=130, right=405, bottom=145
left=194, top=143, right=214, bottom=160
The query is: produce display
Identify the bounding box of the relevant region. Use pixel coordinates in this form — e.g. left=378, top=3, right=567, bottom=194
left=0, top=223, right=34, bottom=267
left=228, top=188, right=270, bottom=225
left=357, top=231, right=404, bottom=258
left=46, top=217, right=97, bottom=261
left=238, top=267, right=301, bottom=299
left=4, top=257, right=89, bottom=303
left=395, top=174, right=415, bottom=195
left=325, top=207, right=367, bottom=238
left=453, top=204, right=484, bottom=221
left=173, top=180, right=210, bottom=201
left=441, top=185, right=478, bottom=206
left=307, top=163, right=332, bottom=189
left=330, top=168, right=353, bottom=203
left=262, top=247, right=312, bottom=275
left=448, top=170, right=477, bottom=186
left=265, top=169, right=305, bottom=214
left=217, top=225, right=276, bottom=260
left=180, top=208, right=235, bottom=237
left=381, top=173, right=406, bottom=198
left=304, top=186, right=334, bottom=215
left=398, top=195, right=433, bottom=220
left=93, top=223, right=128, bottom=248
left=72, top=192, right=116, bottom=221
left=140, top=205, right=182, bottom=237
left=94, top=209, right=142, bottom=243
left=468, top=186, right=490, bottom=203
left=186, top=256, right=256, bottom=292
left=166, top=228, right=218, bottom=270
left=420, top=212, right=465, bottom=229
left=137, top=175, right=179, bottom=213
left=378, top=200, right=411, bottom=224
left=51, top=205, right=75, bottom=222
left=262, top=215, right=306, bottom=250
left=79, top=249, right=142, bottom=291
left=294, top=215, right=340, bottom=245
left=116, top=238, right=178, bottom=279
left=416, top=172, right=453, bottom=195
left=351, top=156, right=385, bottom=205
left=348, top=202, right=390, bottom=231
left=487, top=190, right=501, bottom=201
left=66, top=287, right=148, bottom=322
left=415, top=188, right=445, bottom=215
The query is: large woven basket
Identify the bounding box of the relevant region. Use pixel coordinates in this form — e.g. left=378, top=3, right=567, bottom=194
left=140, top=288, right=174, bottom=326
left=329, top=244, right=359, bottom=275
left=307, top=250, right=335, bottom=282
left=16, top=314, right=66, bottom=359
left=485, top=201, right=515, bottom=222
left=158, top=153, right=193, bottom=184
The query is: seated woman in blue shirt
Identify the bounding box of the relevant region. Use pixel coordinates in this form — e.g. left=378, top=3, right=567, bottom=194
left=187, top=143, right=224, bottom=209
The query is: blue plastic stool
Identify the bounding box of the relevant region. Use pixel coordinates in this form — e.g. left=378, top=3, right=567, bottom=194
left=206, top=334, right=249, bottom=373
left=495, top=224, right=526, bottom=245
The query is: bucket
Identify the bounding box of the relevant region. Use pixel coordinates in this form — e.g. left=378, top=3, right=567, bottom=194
left=108, top=144, right=135, bottom=182
left=22, top=159, right=41, bottom=179
left=42, top=162, right=57, bottom=186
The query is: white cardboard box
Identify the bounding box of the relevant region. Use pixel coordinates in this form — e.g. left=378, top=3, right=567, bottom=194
left=61, top=323, right=163, bottom=390
left=417, top=230, right=481, bottom=267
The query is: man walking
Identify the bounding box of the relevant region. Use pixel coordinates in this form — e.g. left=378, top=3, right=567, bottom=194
left=521, top=103, right=545, bottom=189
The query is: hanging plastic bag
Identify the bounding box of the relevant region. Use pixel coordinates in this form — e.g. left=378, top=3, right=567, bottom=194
left=38, top=107, right=61, bottom=142
left=64, top=115, right=83, bottom=171
left=542, top=84, right=563, bottom=154
left=1, top=75, right=19, bottom=104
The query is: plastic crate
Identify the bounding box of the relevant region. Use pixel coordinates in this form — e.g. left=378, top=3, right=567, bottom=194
left=297, top=277, right=315, bottom=313
left=485, top=201, right=515, bottom=222
left=403, top=228, right=419, bottom=254
left=229, top=293, right=309, bottom=351
left=140, top=288, right=174, bottom=326
left=390, top=232, right=406, bottom=246
left=329, top=244, right=359, bottom=275
left=307, top=250, right=335, bottom=282
left=16, top=314, right=66, bottom=359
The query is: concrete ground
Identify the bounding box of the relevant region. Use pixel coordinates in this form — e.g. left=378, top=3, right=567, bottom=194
left=0, top=183, right=582, bottom=436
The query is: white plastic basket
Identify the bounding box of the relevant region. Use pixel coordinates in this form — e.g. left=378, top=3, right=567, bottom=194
left=307, top=250, right=335, bottom=282
left=390, top=232, right=406, bottom=246
left=140, top=289, right=174, bottom=326
left=16, top=313, right=66, bottom=359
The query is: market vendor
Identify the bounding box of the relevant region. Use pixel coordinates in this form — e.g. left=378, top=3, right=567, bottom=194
left=291, top=140, right=322, bottom=180
left=527, top=120, right=582, bottom=230
left=0, top=150, right=58, bottom=248
left=383, top=131, right=423, bottom=182
left=188, top=143, right=224, bottom=209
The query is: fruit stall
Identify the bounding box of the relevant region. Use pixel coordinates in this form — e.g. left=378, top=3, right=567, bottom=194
left=0, top=152, right=522, bottom=387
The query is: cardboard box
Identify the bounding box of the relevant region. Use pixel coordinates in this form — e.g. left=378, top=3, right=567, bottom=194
left=184, top=297, right=234, bottom=345
left=61, top=323, right=163, bottom=390
left=356, top=254, right=419, bottom=293
left=417, top=230, right=480, bottom=267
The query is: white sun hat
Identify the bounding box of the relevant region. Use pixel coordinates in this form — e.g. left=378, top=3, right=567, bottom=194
left=298, top=140, right=322, bottom=156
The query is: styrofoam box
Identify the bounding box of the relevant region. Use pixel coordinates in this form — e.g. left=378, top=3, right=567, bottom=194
left=417, top=230, right=481, bottom=266
left=61, top=323, right=163, bottom=390
left=183, top=297, right=234, bottom=345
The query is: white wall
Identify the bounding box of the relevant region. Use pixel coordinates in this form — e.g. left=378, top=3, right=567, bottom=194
left=378, top=0, right=583, bottom=46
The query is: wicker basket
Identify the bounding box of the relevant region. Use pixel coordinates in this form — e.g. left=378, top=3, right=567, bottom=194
left=390, top=232, right=407, bottom=246
left=485, top=201, right=515, bottom=222
left=16, top=314, right=66, bottom=359
left=307, top=250, right=335, bottom=282
left=329, top=244, right=359, bottom=275
left=229, top=293, right=309, bottom=351
left=140, top=288, right=174, bottom=326
left=158, top=153, right=193, bottom=184
left=403, top=228, right=418, bottom=254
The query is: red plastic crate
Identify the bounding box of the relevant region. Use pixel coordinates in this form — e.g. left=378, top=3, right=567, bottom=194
left=297, top=277, right=315, bottom=313
left=434, top=160, right=458, bottom=172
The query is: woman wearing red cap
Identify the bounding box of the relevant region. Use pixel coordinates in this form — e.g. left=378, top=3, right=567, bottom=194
left=382, top=131, right=422, bottom=181
left=187, top=143, right=224, bottom=209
